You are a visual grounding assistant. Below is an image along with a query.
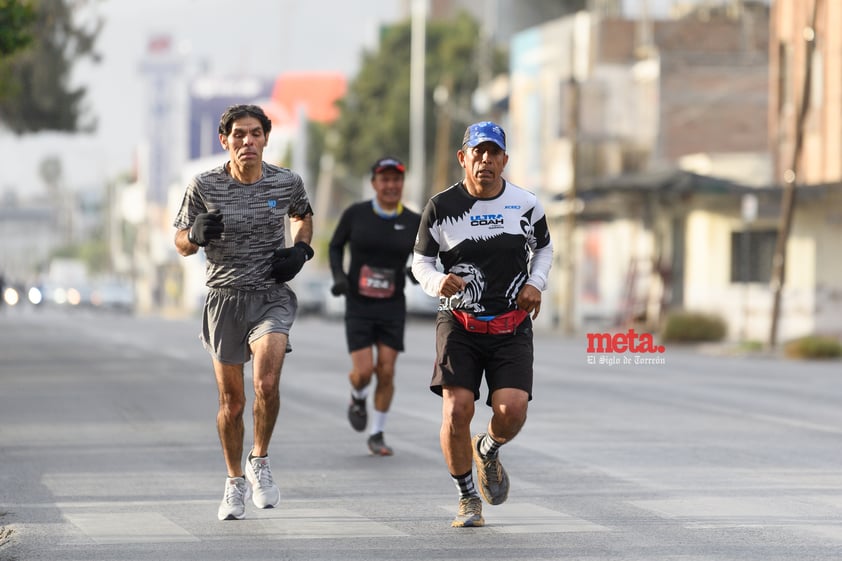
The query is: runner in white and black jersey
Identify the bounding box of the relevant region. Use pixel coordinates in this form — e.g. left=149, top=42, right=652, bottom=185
left=412, top=121, right=553, bottom=528
left=173, top=104, right=314, bottom=521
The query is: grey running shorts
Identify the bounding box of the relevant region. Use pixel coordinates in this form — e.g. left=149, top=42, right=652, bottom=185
left=430, top=311, right=534, bottom=406
left=201, top=284, right=298, bottom=364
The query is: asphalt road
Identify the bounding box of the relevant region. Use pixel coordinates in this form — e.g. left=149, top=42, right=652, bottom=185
left=1, top=306, right=841, bottom=561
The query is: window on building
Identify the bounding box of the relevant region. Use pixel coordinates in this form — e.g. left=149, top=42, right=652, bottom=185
left=730, top=230, right=777, bottom=283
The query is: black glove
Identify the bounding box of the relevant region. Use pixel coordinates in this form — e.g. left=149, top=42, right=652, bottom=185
left=269, top=241, right=314, bottom=283
left=188, top=210, right=224, bottom=246
left=330, top=276, right=349, bottom=296
left=406, top=266, right=419, bottom=285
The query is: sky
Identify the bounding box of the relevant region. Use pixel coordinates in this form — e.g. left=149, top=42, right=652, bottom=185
left=0, top=0, right=752, bottom=199
left=0, top=0, right=401, bottom=198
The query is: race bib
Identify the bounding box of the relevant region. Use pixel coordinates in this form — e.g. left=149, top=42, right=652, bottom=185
left=358, top=265, right=395, bottom=298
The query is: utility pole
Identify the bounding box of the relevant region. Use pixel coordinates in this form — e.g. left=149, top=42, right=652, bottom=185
left=563, top=75, right=580, bottom=336
left=408, top=0, right=427, bottom=211
left=768, top=0, right=820, bottom=348
left=312, top=130, right=338, bottom=245
left=432, top=75, right=454, bottom=194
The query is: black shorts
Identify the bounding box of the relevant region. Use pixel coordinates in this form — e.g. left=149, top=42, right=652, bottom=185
left=431, top=311, right=534, bottom=406
left=345, top=315, right=406, bottom=353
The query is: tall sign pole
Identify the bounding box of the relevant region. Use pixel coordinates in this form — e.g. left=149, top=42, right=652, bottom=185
left=408, top=0, right=427, bottom=211
left=138, top=35, right=183, bottom=206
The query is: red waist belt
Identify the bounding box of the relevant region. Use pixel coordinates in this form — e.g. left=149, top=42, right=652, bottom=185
left=451, top=309, right=529, bottom=335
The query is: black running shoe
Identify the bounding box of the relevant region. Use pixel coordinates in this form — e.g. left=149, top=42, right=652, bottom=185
left=367, top=432, right=393, bottom=456
left=348, top=396, right=367, bottom=432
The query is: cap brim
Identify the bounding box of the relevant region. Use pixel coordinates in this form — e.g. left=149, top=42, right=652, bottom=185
left=465, top=139, right=506, bottom=151
left=374, top=165, right=405, bottom=174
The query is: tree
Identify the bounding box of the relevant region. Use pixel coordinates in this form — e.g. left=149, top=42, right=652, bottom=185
left=330, top=12, right=506, bottom=197
left=0, top=0, right=102, bottom=134
left=0, top=0, right=36, bottom=57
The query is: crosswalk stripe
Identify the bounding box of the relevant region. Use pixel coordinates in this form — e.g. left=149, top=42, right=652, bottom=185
left=60, top=505, right=406, bottom=543
left=440, top=502, right=609, bottom=534
left=63, top=512, right=199, bottom=544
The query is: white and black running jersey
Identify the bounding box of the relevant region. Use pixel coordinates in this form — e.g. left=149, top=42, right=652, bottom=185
left=173, top=161, right=313, bottom=291
left=413, top=180, right=553, bottom=316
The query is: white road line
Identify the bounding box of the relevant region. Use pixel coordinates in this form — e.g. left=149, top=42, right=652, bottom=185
left=440, top=502, right=609, bottom=534
left=63, top=512, right=199, bottom=544
left=62, top=506, right=406, bottom=543
left=631, top=495, right=842, bottom=523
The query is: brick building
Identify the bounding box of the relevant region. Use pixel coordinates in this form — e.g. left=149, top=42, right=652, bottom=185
left=507, top=8, right=770, bottom=196
left=505, top=6, right=775, bottom=333
left=769, top=0, right=840, bottom=184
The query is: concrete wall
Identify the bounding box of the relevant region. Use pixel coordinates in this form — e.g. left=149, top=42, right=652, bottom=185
left=682, top=198, right=842, bottom=343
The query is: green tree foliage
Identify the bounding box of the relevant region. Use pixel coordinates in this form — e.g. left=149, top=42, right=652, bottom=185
left=51, top=238, right=109, bottom=275
left=0, top=0, right=36, bottom=57
left=331, top=12, right=505, bottom=191
left=0, top=0, right=102, bottom=134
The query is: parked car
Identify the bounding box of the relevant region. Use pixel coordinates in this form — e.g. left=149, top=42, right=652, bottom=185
left=288, top=274, right=331, bottom=316
left=90, top=278, right=135, bottom=313
left=405, top=282, right=439, bottom=316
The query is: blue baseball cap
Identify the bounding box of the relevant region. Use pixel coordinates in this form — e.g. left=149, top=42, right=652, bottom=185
left=462, top=121, right=506, bottom=152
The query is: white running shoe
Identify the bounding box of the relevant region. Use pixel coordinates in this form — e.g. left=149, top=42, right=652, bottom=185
left=217, top=476, right=251, bottom=521
left=245, top=455, right=281, bottom=508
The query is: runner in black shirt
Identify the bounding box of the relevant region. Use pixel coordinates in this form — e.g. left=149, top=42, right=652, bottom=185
left=328, top=157, right=421, bottom=455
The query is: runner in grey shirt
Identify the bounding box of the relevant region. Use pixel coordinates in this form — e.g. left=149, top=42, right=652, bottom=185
left=173, top=104, right=314, bottom=521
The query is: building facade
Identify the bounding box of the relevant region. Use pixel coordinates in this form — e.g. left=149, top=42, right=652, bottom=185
left=769, top=0, right=840, bottom=184
left=505, top=7, right=772, bottom=334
